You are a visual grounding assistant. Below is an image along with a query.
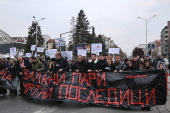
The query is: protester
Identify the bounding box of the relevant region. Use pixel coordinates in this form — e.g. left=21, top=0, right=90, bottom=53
left=44, top=56, right=51, bottom=71
left=137, top=60, right=143, bottom=70
left=164, top=56, right=169, bottom=73
left=153, top=53, right=164, bottom=69
left=31, top=57, right=45, bottom=71
left=87, top=54, right=102, bottom=72
left=71, top=55, right=88, bottom=72
left=103, top=57, right=116, bottom=72
left=48, top=58, right=55, bottom=72
left=99, top=54, right=107, bottom=71
left=0, top=58, right=7, bottom=96
left=16, top=56, right=32, bottom=96
left=7, top=59, right=21, bottom=95
left=123, top=60, right=138, bottom=71
left=140, top=59, right=154, bottom=111
left=114, top=55, right=125, bottom=72
left=4, top=57, right=10, bottom=69
left=141, top=59, right=154, bottom=70
left=49, top=52, right=70, bottom=73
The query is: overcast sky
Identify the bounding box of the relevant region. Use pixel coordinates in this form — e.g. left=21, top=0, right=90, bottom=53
left=0, top=0, right=170, bottom=56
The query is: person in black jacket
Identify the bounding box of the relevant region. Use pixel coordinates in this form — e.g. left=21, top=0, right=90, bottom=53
left=87, top=54, right=102, bottom=72
left=104, top=57, right=116, bottom=72
left=49, top=52, right=70, bottom=73
left=7, top=59, right=21, bottom=95
left=123, top=60, right=138, bottom=71
left=99, top=54, right=107, bottom=71
left=71, top=55, right=88, bottom=72
left=17, top=57, right=32, bottom=96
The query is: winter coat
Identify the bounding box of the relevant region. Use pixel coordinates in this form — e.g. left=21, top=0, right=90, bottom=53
left=8, top=63, right=21, bottom=78
left=153, top=58, right=164, bottom=69
left=71, top=61, right=88, bottom=72
left=103, top=63, right=116, bottom=72
left=87, top=59, right=102, bottom=71
left=32, top=60, right=45, bottom=71
left=114, top=61, right=126, bottom=71
left=16, top=58, right=32, bottom=72
left=50, top=57, right=70, bottom=73
left=99, top=59, right=107, bottom=71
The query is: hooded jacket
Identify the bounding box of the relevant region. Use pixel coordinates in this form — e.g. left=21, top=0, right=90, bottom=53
left=31, top=59, right=45, bottom=71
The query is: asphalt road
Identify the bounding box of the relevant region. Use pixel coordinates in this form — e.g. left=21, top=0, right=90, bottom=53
left=0, top=76, right=169, bottom=113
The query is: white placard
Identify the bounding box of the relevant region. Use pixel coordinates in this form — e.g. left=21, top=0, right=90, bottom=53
left=31, top=45, right=36, bottom=51
left=91, top=43, right=102, bottom=53
left=10, top=48, right=17, bottom=55
left=61, top=51, right=73, bottom=60
left=25, top=53, right=32, bottom=57
left=37, top=47, right=44, bottom=52
left=108, top=48, right=120, bottom=54
left=19, top=52, right=23, bottom=56
left=46, top=49, right=57, bottom=58
left=77, top=49, right=86, bottom=56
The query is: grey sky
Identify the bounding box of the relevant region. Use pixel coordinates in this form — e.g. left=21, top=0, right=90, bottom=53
left=0, top=0, right=170, bottom=56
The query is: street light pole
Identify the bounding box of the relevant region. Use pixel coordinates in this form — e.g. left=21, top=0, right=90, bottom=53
left=137, top=15, right=156, bottom=55
left=33, top=16, right=45, bottom=55
left=59, top=31, right=72, bottom=51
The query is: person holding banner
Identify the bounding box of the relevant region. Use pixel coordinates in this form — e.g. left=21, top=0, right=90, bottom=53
left=49, top=52, right=70, bottom=73
left=114, top=55, right=126, bottom=72
left=71, top=55, right=88, bottom=72
left=141, top=59, right=154, bottom=70
left=103, top=57, right=116, bottom=72
left=99, top=54, right=107, bottom=71
left=7, top=59, right=21, bottom=95
left=16, top=57, right=32, bottom=96
left=123, top=60, right=139, bottom=71
left=0, top=58, right=7, bottom=96
left=31, top=57, right=45, bottom=71
left=87, top=54, right=102, bottom=72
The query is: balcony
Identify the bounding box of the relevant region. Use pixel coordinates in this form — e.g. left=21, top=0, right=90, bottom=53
left=163, top=33, right=169, bottom=37
left=164, top=37, right=169, bottom=41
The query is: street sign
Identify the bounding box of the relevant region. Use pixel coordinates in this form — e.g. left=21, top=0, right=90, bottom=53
left=58, top=41, right=66, bottom=46
left=148, top=44, right=155, bottom=49
left=55, top=37, right=65, bottom=43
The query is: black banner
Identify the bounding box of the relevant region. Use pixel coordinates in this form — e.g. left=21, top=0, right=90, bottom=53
left=0, top=69, right=167, bottom=108
left=0, top=69, right=19, bottom=90
left=19, top=69, right=167, bottom=108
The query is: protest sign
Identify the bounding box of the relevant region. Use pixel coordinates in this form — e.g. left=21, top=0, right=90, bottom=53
left=37, top=47, right=44, bottom=52
left=91, top=43, right=102, bottom=53
left=31, top=45, right=36, bottom=51
left=0, top=69, right=167, bottom=108
left=10, top=48, right=17, bottom=55
left=61, top=51, right=73, bottom=60
left=77, top=49, right=86, bottom=56
left=25, top=53, right=32, bottom=57
left=20, top=69, right=167, bottom=108
left=108, top=48, right=120, bottom=54
left=19, top=52, right=23, bottom=56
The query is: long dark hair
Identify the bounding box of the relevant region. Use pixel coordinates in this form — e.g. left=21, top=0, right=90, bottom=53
left=128, top=60, right=137, bottom=69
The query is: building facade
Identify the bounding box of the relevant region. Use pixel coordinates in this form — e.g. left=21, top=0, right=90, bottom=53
left=46, top=39, right=55, bottom=50
left=42, top=34, right=51, bottom=49
left=161, top=21, right=170, bottom=57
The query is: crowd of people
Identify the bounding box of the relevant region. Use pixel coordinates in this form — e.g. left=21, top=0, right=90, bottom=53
left=0, top=51, right=169, bottom=110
